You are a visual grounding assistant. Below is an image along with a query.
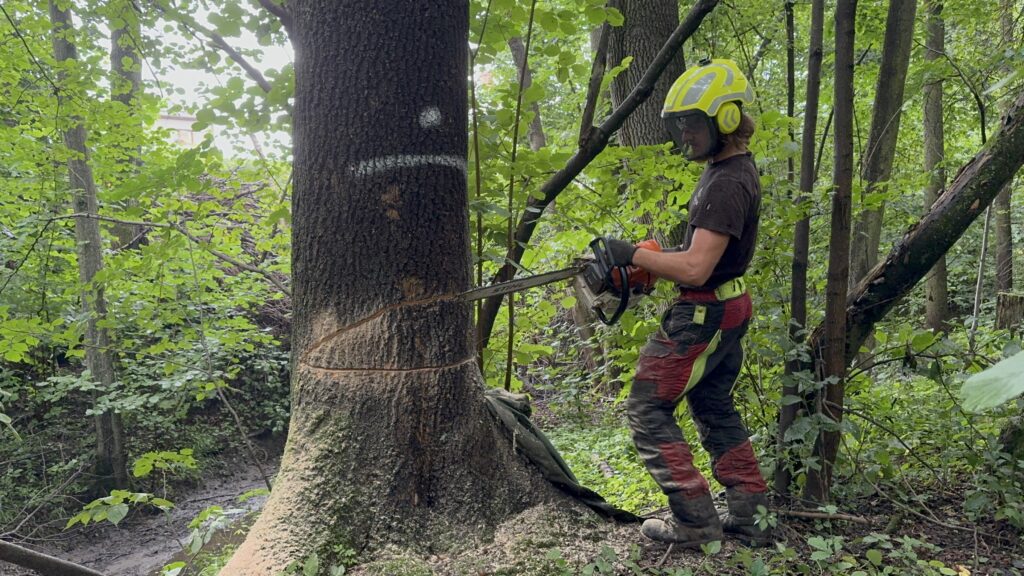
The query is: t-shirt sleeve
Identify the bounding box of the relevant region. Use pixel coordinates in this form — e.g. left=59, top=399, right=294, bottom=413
left=688, top=178, right=749, bottom=239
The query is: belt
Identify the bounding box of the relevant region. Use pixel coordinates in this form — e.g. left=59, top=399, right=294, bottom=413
left=678, top=277, right=747, bottom=302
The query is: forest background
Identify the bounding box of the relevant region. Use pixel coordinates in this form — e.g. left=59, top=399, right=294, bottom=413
left=2, top=0, right=1024, bottom=574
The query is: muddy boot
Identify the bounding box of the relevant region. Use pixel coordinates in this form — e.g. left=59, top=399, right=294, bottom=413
left=719, top=489, right=773, bottom=547
left=641, top=493, right=723, bottom=547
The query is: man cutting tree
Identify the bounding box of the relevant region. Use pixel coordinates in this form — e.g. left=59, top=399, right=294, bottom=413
left=603, top=58, right=772, bottom=548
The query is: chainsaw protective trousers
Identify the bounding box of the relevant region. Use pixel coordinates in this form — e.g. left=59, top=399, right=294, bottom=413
left=627, top=292, right=767, bottom=522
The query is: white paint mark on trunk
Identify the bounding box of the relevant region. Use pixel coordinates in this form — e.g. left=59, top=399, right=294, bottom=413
left=352, top=155, right=466, bottom=176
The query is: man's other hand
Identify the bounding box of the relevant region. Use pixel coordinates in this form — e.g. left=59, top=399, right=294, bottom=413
left=603, top=237, right=637, bottom=267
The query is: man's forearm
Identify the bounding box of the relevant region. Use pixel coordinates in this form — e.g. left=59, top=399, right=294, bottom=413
left=632, top=249, right=712, bottom=287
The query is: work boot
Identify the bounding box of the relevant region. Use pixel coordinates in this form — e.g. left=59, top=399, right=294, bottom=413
left=719, top=489, right=773, bottom=547
left=641, top=493, right=723, bottom=547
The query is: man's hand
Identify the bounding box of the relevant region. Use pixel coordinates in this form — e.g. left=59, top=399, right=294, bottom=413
left=603, top=237, right=637, bottom=267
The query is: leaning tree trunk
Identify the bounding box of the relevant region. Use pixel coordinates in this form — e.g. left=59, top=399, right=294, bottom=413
left=923, top=0, right=949, bottom=330
left=223, top=3, right=567, bottom=573
left=50, top=0, right=129, bottom=493
left=849, top=0, right=917, bottom=287
left=806, top=87, right=1024, bottom=373
left=804, top=0, right=857, bottom=503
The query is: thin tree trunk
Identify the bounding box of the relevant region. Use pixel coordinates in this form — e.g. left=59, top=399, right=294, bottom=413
left=804, top=0, right=856, bottom=503
left=109, top=0, right=145, bottom=249
left=777, top=0, right=823, bottom=496
left=923, top=1, right=949, bottom=331
left=223, top=3, right=569, bottom=572
left=508, top=36, right=547, bottom=152
left=50, top=0, right=129, bottom=493
left=849, top=0, right=918, bottom=287
left=995, top=0, right=1016, bottom=292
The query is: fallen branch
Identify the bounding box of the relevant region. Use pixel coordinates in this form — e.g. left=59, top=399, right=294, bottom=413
left=777, top=509, right=870, bottom=525
left=0, top=539, right=107, bottom=576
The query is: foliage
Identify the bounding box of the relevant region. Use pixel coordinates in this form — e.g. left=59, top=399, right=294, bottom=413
left=961, top=350, right=1024, bottom=412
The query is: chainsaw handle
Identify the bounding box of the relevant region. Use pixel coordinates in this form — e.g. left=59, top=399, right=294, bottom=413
left=588, top=237, right=630, bottom=325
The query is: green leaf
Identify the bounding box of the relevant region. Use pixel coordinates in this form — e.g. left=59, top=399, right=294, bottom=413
left=107, top=503, right=130, bottom=525
left=961, top=351, right=1024, bottom=411
left=303, top=553, right=320, bottom=576
left=866, top=549, right=883, bottom=566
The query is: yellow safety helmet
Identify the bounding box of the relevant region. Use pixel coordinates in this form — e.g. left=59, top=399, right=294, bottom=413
left=662, top=58, right=754, bottom=135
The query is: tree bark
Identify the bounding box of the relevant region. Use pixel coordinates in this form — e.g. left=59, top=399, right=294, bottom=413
left=777, top=0, right=823, bottom=496
left=50, top=0, right=129, bottom=493
left=804, top=0, right=856, bottom=503
left=923, top=0, right=950, bottom=330
left=223, top=3, right=568, bottom=572
left=849, top=0, right=917, bottom=287
left=608, top=0, right=684, bottom=149
left=477, top=0, right=720, bottom=349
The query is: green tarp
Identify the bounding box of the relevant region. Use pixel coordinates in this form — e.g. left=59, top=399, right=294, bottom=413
left=484, top=389, right=642, bottom=524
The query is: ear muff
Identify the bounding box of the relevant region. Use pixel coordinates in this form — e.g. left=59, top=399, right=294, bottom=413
left=716, top=101, right=741, bottom=134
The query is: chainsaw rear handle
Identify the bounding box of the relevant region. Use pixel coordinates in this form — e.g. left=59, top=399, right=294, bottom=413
left=587, top=237, right=630, bottom=325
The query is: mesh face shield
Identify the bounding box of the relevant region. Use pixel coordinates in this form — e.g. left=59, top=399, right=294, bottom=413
left=665, top=112, right=720, bottom=161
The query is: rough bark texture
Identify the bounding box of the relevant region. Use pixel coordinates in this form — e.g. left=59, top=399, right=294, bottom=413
left=50, top=0, right=129, bottom=493
left=849, top=0, right=917, bottom=287
left=804, top=0, right=856, bottom=503
left=806, top=89, right=1024, bottom=371
left=608, top=0, right=684, bottom=148
left=777, top=0, right=823, bottom=496
left=996, top=292, right=1024, bottom=330
left=223, top=3, right=567, bottom=573
left=477, top=0, right=720, bottom=348
left=923, top=0, right=949, bottom=330
left=508, top=36, right=547, bottom=152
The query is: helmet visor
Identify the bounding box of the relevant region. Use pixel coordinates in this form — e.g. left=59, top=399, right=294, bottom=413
left=665, top=113, right=717, bottom=161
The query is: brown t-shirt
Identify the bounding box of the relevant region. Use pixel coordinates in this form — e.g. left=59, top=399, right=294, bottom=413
left=679, top=153, right=761, bottom=289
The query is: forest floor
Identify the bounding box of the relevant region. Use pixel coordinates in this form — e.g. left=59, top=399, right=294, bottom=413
left=1, top=436, right=282, bottom=576
left=4, top=424, right=1022, bottom=575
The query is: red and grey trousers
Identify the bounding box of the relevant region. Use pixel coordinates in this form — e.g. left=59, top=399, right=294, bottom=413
left=626, top=289, right=767, bottom=520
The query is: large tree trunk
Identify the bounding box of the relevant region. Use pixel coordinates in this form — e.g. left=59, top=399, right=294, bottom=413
left=923, top=0, right=950, bottom=330
left=477, top=0, right=720, bottom=349
left=849, top=0, right=917, bottom=287
left=608, top=0, right=683, bottom=149
left=223, top=3, right=566, bottom=572
left=777, top=0, right=824, bottom=496
left=609, top=0, right=687, bottom=246
left=50, top=0, right=129, bottom=493
left=804, top=0, right=857, bottom=503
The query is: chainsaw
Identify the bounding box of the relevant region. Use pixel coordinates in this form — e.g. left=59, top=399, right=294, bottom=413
left=458, top=238, right=652, bottom=325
